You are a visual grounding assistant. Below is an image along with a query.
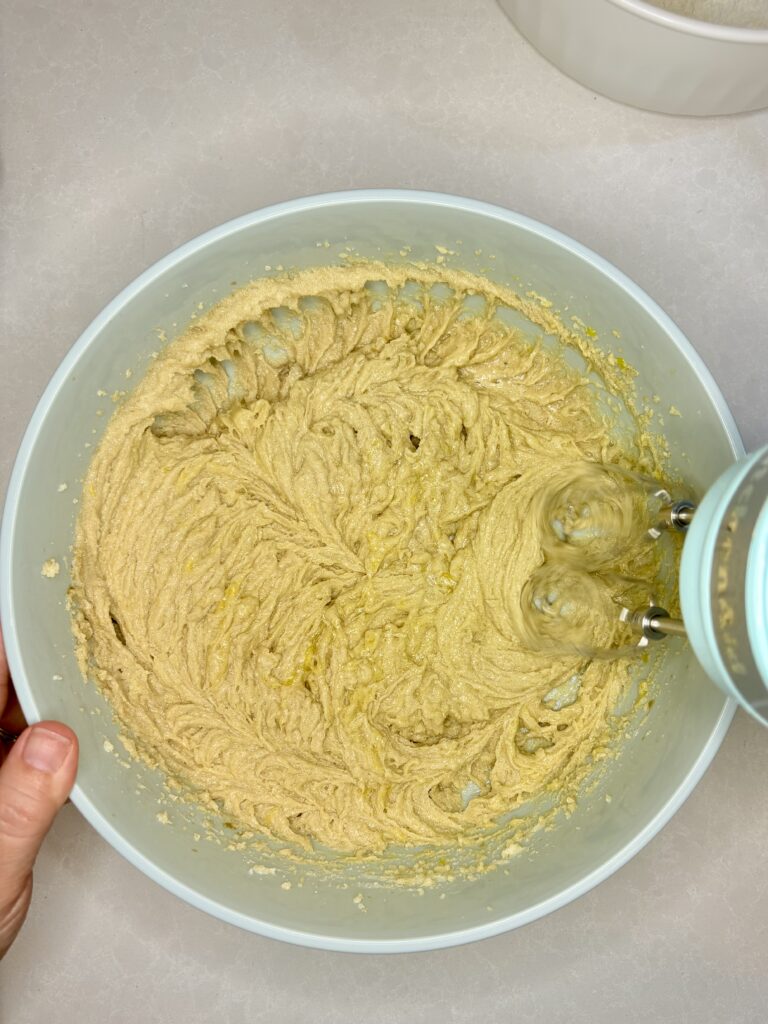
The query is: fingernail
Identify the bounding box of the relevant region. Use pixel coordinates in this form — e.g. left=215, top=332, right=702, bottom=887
left=22, top=727, right=72, bottom=773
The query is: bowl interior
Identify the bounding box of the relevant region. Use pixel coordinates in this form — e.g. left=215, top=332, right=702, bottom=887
left=1, top=193, right=739, bottom=951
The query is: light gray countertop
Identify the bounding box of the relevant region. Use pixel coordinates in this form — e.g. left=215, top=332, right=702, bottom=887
left=1, top=1, right=767, bottom=1020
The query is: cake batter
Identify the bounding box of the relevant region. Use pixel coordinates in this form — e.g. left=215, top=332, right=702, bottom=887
left=71, top=262, right=665, bottom=855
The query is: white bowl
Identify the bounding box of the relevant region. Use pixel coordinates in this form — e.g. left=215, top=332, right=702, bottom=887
left=499, top=0, right=768, bottom=115
left=0, top=190, right=742, bottom=951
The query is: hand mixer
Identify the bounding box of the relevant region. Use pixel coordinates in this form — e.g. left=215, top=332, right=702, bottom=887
left=528, top=446, right=768, bottom=726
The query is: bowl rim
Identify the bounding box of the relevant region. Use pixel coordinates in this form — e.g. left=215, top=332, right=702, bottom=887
left=606, top=0, right=768, bottom=41
left=0, top=188, right=743, bottom=952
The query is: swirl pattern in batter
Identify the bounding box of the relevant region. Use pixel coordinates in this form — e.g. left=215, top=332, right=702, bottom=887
left=72, top=262, right=661, bottom=855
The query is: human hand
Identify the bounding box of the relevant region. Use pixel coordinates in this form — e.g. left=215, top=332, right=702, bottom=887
left=0, top=628, right=78, bottom=959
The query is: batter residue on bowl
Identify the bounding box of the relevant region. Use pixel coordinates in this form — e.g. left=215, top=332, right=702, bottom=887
left=71, top=262, right=669, bottom=857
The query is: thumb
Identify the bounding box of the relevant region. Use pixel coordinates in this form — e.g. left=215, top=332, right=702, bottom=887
left=0, top=721, right=78, bottom=958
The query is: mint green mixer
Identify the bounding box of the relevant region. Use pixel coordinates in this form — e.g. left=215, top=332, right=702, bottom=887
left=662, top=445, right=768, bottom=726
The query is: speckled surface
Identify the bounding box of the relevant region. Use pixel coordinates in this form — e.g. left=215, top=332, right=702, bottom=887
left=1, top=0, right=767, bottom=1020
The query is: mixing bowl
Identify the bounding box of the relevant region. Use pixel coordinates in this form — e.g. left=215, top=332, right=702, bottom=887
left=0, top=190, right=742, bottom=952
left=499, top=0, right=768, bottom=115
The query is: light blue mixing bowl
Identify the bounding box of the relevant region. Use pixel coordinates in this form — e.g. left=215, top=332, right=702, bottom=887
left=0, top=190, right=744, bottom=951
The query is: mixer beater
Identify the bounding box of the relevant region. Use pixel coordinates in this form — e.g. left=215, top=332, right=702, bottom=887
left=527, top=448, right=768, bottom=725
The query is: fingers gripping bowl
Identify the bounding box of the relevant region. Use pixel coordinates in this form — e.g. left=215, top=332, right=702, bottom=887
left=0, top=192, right=740, bottom=951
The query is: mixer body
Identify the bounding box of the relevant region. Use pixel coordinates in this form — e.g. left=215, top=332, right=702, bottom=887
left=680, top=446, right=768, bottom=725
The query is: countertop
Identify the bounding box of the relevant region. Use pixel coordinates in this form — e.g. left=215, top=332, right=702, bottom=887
left=1, top=1, right=767, bottom=1020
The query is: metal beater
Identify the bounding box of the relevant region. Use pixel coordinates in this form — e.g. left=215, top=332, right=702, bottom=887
left=533, top=447, right=768, bottom=726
